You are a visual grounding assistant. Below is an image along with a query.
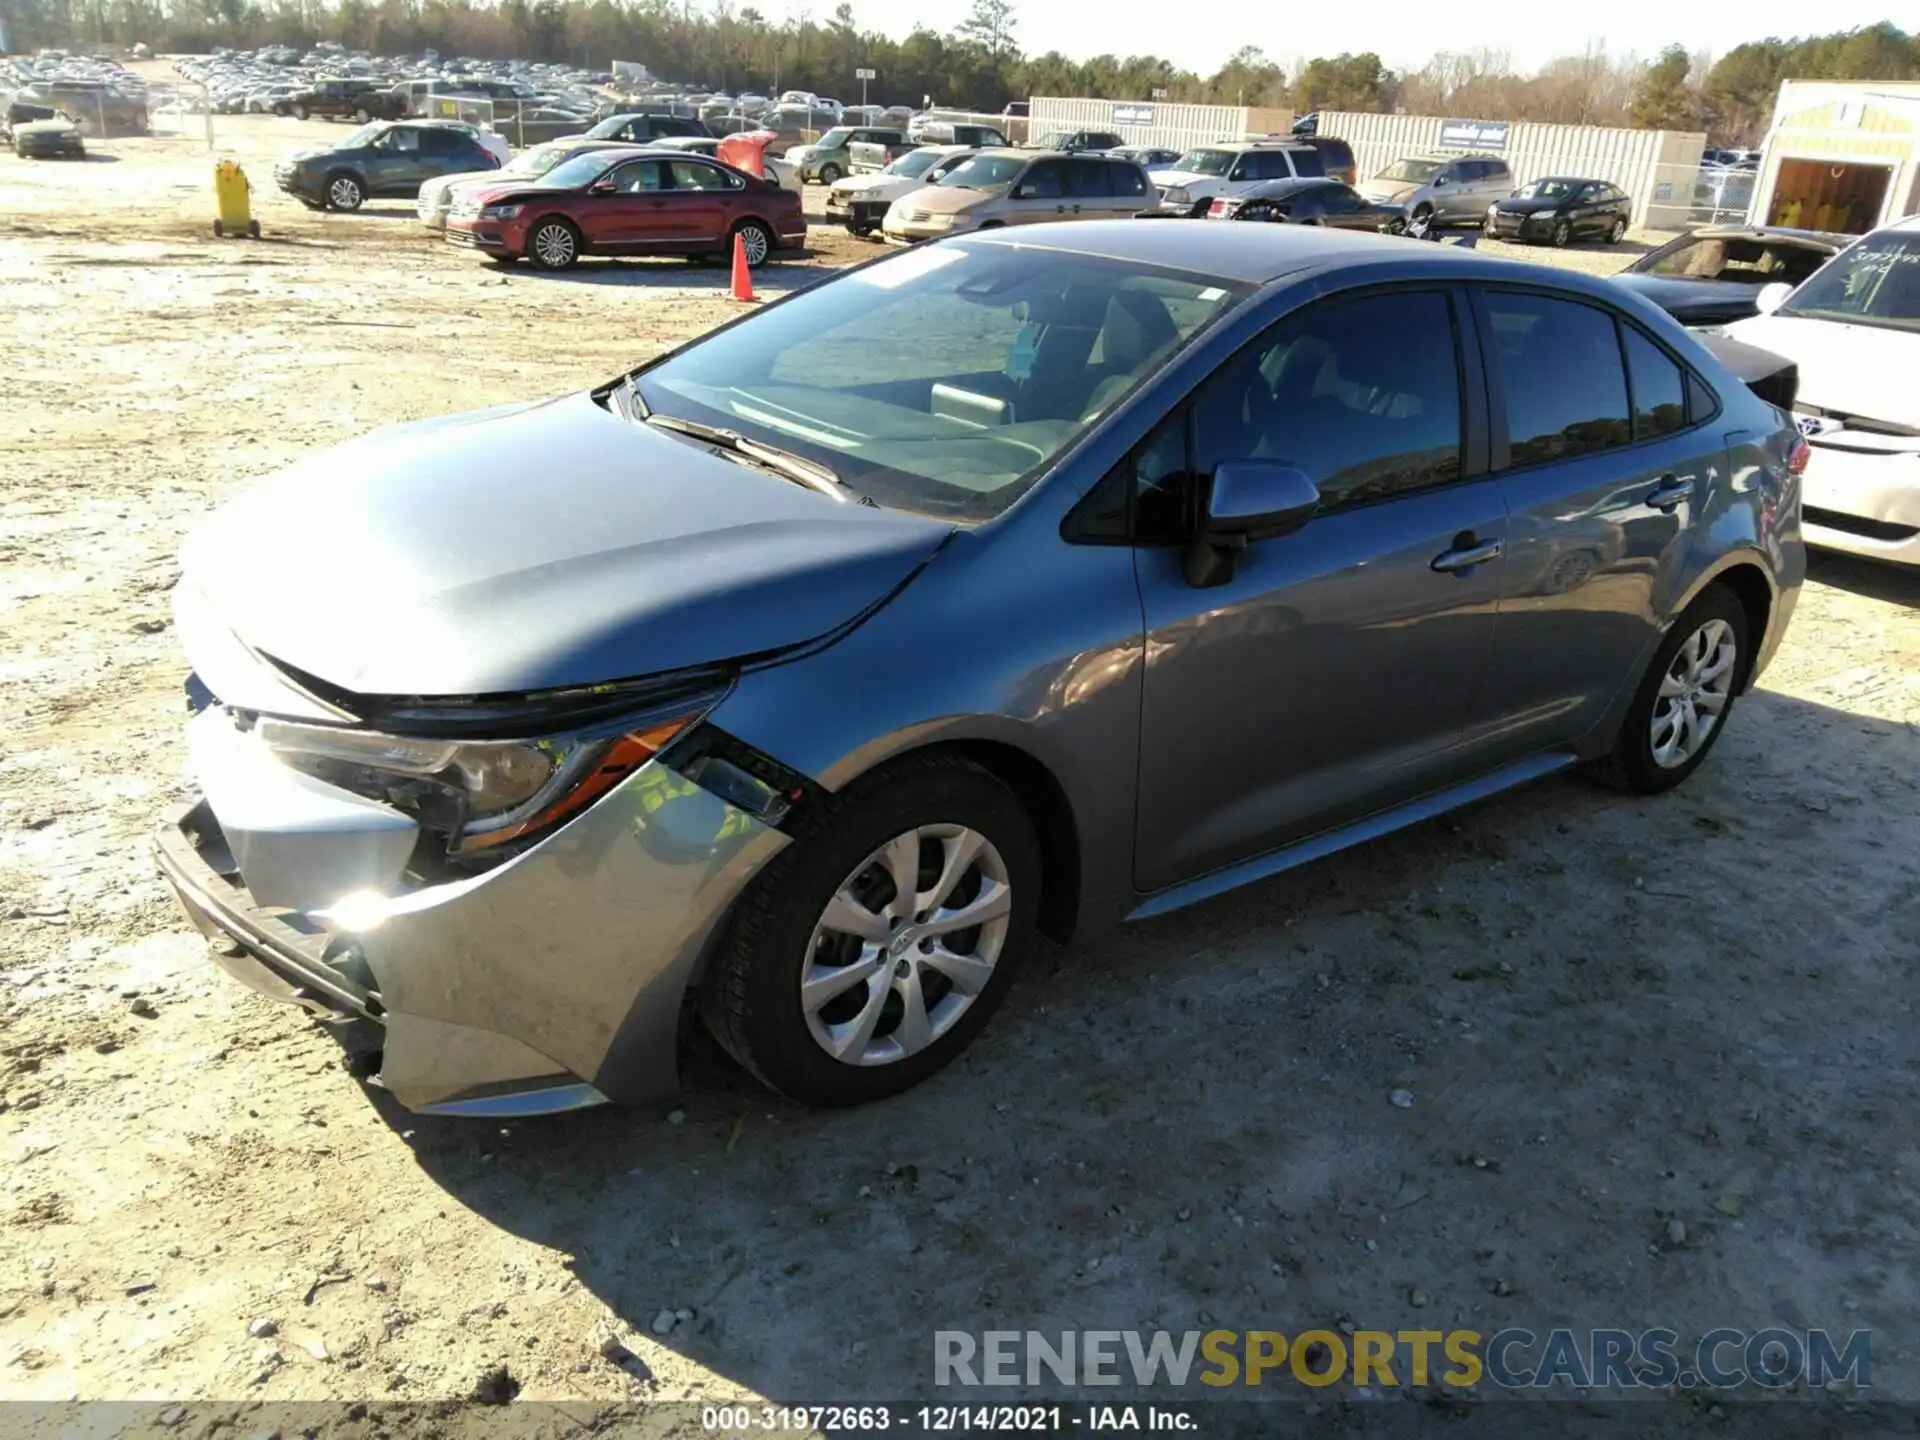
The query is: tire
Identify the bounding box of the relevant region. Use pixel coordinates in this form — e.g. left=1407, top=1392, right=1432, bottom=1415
left=212, top=218, right=224, bottom=237
left=1550, top=219, right=1572, bottom=248
left=1411, top=203, right=1434, bottom=227
left=1587, top=585, right=1749, bottom=795
left=817, top=161, right=842, bottom=186
left=1235, top=202, right=1273, bottom=223
left=292, top=103, right=308, bottom=121
left=732, top=218, right=774, bottom=267
left=525, top=217, right=582, bottom=270
left=701, top=752, right=1042, bottom=1106
left=1187, top=199, right=1211, bottom=219
left=1607, top=217, right=1627, bottom=244
left=324, top=172, right=363, bottom=211
left=354, top=106, right=371, bottom=124
left=849, top=222, right=876, bottom=238
left=248, top=219, right=260, bottom=239
left=1483, top=204, right=1498, bottom=230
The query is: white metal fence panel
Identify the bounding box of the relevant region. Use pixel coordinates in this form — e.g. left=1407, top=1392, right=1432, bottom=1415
left=1029, top=97, right=1291, bottom=154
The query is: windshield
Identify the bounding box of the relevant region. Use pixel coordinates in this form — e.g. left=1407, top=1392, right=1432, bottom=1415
left=340, top=122, right=384, bottom=148
left=1519, top=179, right=1580, bottom=200
left=1031, top=131, right=1076, bottom=149
left=538, top=151, right=617, bottom=188
left=885, top=149, right=944, bottom=177
left=816, top=127, right=855, bottom=146
left=512, top=144, right=570, bottom=174
left=633, top=243, right=1249, bottom=520
left=1378, top=158, right=1441, bottom=184
left=585, top=115, right=639, bottom=138
left=934, top=154, right=1025, bottom=190
left=1173, top=149, right=1235, bottom=176
left=1779, top=232, right=1920, bottom=333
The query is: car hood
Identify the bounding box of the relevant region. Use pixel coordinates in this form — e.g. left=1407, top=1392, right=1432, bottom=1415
left=420, top=166, right=500, bottom=196
left=900, top=184, right=995, bottom=215
left=283, top=146, right=346, bottom=164
left=1496, top=195, right=1569, bottom=215
left=1722, top=313, right=1920, bottom=423
left=178, top=391, right=955, bottom=699
left=1358, top=179, right=1419, bottom=203
left=1609, top=274, right=1758, bottom=322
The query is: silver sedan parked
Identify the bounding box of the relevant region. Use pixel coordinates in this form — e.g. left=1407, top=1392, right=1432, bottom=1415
left=157, top=224, right=1806, bottom=1116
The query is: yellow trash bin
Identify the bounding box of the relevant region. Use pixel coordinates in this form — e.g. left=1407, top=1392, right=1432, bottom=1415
left=213, top=159, right=259, bottom=239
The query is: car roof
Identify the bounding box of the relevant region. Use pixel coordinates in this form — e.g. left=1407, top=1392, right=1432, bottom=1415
left=1687, top=224, right=1847, bottom=247
left=961, top=217, right=1651, bottom=293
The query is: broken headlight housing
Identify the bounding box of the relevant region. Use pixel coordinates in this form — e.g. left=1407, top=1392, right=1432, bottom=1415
left=255, top=697, right=714, bottom=862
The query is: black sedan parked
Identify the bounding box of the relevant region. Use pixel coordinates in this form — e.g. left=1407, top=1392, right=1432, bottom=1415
left=1608, top=225, right=1845, bottom=326
left=1488, top=177, right=1632, bottom=247
left=1207, top=177, right=1396, bottom=228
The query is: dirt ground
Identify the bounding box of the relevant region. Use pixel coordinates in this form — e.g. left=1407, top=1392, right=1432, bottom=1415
left=3, top=98, right=1919, bottom=1428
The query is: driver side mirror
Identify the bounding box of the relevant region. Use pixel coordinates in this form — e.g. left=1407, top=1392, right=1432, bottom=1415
left=589, top=177, right=617, bottom=194
left=1754, top=281, right=1793, bottom=315
left=1183, top=461, right=1321, bottom=588
left=1012, top=183, right=1034, bottom=199
left=1432, top=174, right=1450, bottom=187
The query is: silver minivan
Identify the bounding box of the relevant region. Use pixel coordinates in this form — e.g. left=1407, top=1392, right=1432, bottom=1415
left=1359, top=153, right=1512, bottom=226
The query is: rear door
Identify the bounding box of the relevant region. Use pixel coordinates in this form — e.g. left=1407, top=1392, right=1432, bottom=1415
left=1108, top=160, right=1153, bottom=216
left=657, top=158, right=736, bottom=249
left=1063, top=156, right=1112, bottom=218
left=1470, top=286, right=1716, bottom=759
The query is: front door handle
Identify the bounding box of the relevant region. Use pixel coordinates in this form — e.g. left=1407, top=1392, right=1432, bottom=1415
left=1646, top=475, right=1694, bottom=511
left=1431, top=535, right=1504, bottom=573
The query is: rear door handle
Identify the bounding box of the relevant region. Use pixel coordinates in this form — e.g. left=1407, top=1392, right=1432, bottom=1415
left=1431, top=536, right=1504, bottom=573
left=1646, top=475, right=1694, bottom=511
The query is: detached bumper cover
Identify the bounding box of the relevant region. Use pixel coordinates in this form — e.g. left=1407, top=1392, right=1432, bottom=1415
left=156, top=716, right=789, bottom=1115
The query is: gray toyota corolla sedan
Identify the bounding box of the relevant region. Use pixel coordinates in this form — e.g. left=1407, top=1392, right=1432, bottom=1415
left=157, top=223, right=1806, bottom=1116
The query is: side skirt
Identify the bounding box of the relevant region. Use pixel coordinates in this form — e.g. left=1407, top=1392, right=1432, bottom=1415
left=1126, top=752, right=1578, bottom=923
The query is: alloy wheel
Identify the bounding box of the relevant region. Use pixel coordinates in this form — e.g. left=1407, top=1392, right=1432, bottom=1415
left=1551, top=220, right=1571, bottom=247
left=738, top=223, right=770, bottom=266
left=799, top=824, right=1011, bottom=1067
left=1608, top=217, right=1627, bottom=243
left=328, top=176, right=362, bottom=210
left=1650, top=618, right=1737, bottom=769
left=531, top=222, right=576, bottom=268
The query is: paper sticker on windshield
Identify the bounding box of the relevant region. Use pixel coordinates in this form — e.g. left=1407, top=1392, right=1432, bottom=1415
left=1198, top=287, right=1227, bottom=302
left=1006, top=322, right=1040, bottom=381
left=853, top=245, right=966, bottom=289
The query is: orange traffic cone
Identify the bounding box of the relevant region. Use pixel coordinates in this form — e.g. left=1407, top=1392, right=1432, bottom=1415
left=730, top=232, right=756, bottom=303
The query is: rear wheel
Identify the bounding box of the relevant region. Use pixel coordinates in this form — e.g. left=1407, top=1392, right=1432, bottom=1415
left=354, top=106, right=371, bottom=124
left=292, top=103, right=309, bottom=121
left=526, top=217, right=581, bottom=270
left=1236, top=201, right=1275, bottom=223
left=1587, top=586, right=1748, bottom=794
left=732, top=218, right=774, bottom=267
left=700, top=753, right=1040, bottom=1106
left=324, top=172, right=364, bottom=211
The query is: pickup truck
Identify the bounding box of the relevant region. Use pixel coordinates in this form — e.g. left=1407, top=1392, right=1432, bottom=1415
left=785, top=126, right=911, bottom=184
left=276, top=79, right=408, bottom=123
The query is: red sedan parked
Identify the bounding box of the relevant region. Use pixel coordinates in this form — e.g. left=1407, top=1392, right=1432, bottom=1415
left=445, top=145, right=806, bottom=271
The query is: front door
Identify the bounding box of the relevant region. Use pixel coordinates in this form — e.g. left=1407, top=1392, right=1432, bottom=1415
left=1132, top=285, right=1509, bottom=893
left=1468, top=287, right=1710, bottom=758
left=1007, top=157, right=1070, bottom=224
left=575, top=158, right=671, bottom=247
left=368, top=127, right=427, bottom=194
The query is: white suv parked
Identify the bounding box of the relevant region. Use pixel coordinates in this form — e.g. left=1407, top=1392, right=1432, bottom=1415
left=1149, top=142, right=1322, bottom=218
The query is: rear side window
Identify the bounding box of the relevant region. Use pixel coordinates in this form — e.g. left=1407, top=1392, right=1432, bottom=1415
left=1067, top=159, right=1113, bottom=197
left=1114, top=163, right=1150, bottom=197
left=1482, top=291, right=1631, bottom=465
left=1621, top=326, right=1688, bottom=439
left=1289, top=148, right=1325, bottom=178
left=1192, top=289, right=1464, bottom=511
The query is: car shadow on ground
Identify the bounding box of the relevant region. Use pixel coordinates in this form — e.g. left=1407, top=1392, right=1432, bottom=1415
left=348, top=683, right=1920, bottom=1408
left=515, top=259, right=826, bottom=292
left=1806, top=550, right=1920, bottom=608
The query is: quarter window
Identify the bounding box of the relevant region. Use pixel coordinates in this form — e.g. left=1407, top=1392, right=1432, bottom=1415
left=1483, top=291, right=1631, bottom=465
left=1621, top=325, right=1688, bottom=439
left=1191, top=290, right=1464, bottom=512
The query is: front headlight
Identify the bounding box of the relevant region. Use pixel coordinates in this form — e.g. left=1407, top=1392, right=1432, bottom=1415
left=1163, top=186, right=1188, bottom=205
left=479, top=202, right=523, bottom=220
left=256, top=701, right=711, bottom=860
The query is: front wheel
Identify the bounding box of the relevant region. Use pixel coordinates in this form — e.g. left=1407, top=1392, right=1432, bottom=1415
left=817, top=161, right=842, bottom=186
left=526, top=217, right=581, bottom=270
left=324, top=172, right=364, bottom=211
left=1187, top=199, right=1212, bottom=219
left=701, top=753, right=1041, bottom=1106
left=733, top=218, right=774, bottom=267
left=1587, top=586, right=1748, bottom=794
left=1550, top=219, right=1572, bottom=247
left=1606, top=216, right=1627, bottom=244
left=292, top=103, right=308, bottom=121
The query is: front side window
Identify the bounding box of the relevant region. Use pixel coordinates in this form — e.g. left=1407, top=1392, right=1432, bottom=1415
left=1066, top=158, right=1113, bottom=198
left=634, top=244, right=1247, bottom=520
left=935, top=154, right=1025, bottom=191
left=1021, top=160, right=1066, bottom=199
left=607, top=160, right=665, bottom=193
left=1482, top=291, right=1631, bottom=465
left=1778, top=231, right=1920, bottom=334
left=1191, top=289, right=1464, bottom=512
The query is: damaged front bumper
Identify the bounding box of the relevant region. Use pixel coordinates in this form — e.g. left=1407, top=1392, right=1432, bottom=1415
left=154, top=711, right=789, bottom=1116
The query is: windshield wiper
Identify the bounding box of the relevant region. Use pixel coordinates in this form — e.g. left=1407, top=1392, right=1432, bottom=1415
left=643, top=413, right=849, bottom=502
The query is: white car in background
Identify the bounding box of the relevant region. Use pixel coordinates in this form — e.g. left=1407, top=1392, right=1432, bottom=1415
left=416, top=136, right=627, bottom=229
left=824, top=145, right=972, bottom=235
left=652, top=134, right=801, bottom=192
left=1726, top=215, right=1920, bottom=566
